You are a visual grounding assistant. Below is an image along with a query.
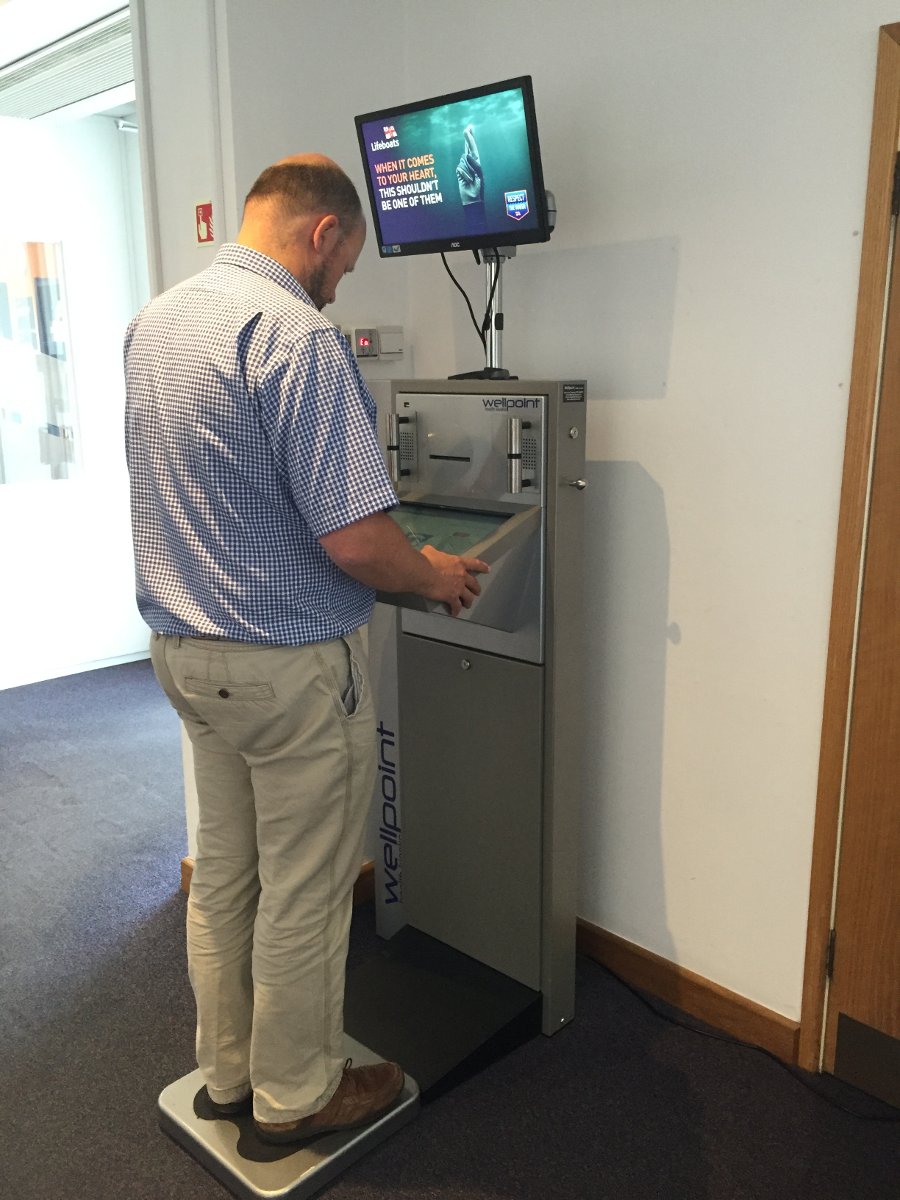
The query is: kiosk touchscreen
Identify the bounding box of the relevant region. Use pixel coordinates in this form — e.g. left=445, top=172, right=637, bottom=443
left=391, top=502, right=507, bottom=554
left=382, top=498, right=541, bottom=623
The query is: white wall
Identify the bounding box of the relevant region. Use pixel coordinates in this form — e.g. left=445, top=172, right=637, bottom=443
left=134, top=0, right=899, bottom=1020
left=132, top=0, right=413, bottom=334
left=395, top=0, right=894, bottom=1022
left=130, top=0, right=229, bottom=292
left=219, top=0, right=411, bottom=345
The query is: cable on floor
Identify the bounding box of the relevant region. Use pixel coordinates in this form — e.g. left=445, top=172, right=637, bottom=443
left=594, top=961, right=900, bottom=1124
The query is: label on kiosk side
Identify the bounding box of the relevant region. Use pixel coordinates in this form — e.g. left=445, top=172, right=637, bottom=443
left=368, top=602, right=406, bottom=937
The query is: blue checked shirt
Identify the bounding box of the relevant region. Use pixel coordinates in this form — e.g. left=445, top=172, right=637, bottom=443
left=124, top=244, right=398, bottom=645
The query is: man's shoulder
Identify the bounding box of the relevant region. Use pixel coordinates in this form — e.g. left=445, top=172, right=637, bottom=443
left=127, top=255, right=337, bottom=352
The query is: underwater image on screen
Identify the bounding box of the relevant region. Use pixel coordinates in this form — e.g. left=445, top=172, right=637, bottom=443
left=390, top=504, right=507, bottom=554
left=360, top=86, right=539, bottom=250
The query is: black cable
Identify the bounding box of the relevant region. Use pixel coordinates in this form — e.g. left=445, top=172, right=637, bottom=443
left=595, top=960, right=900, bottom=1124
left=481, top=247, right=502, bottom=340
left=440, top=252, right=485, bottom=350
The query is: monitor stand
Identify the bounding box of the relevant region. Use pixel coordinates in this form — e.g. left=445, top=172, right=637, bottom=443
left=449, top=367, right=516, bottom=380
left=448, top=248, right=518, bottom=382
left=158, top=1037, right=419, bottom=1200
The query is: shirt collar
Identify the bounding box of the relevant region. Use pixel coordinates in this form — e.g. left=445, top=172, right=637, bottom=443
left=212, top=243, right=315, bottom=307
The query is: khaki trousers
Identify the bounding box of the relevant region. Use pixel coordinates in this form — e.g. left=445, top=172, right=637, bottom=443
left=150, top=630, right=375, bottom=1123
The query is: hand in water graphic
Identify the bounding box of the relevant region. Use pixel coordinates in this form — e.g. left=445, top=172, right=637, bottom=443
left=456, top=124, right=483, bottom=205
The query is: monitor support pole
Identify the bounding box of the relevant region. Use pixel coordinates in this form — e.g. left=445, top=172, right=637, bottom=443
left=450, top=245, right=518, bottom=381
left=483, top=246, right=516, bottom=380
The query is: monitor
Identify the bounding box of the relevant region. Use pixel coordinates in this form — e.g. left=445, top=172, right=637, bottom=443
left=355, top=76, right=550, bottom=259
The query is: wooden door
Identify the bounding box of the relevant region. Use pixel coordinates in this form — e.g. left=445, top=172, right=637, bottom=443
left=823, top=217, right=900, bottom=1106
left=801, top=25, right=900, bottom=1106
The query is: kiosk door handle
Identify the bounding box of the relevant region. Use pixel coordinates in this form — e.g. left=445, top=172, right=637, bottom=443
left=507, top=417, right=523, bottom=494
left=386, top=413, right=401, bottom=486
left=385, top=413, right=414, bottom=486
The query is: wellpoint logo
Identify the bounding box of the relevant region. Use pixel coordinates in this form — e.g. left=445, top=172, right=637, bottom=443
left=377, top=720, right=401, bottom=905
left=482, top=397, right=540, bottom=410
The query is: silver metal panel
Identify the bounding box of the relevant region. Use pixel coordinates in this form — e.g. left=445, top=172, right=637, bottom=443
left=538, top=383, right=586, bottom=1034
left=399, top=634, right=543, bottom=990
left=158, top=1038, right=419, bottom=1200
left=392, top=391, right=545, bottom=502
left=378, top=379, right=586, bottom=1035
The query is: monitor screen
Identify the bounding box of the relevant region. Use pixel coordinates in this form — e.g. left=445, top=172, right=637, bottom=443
left=355, top=76, right=550, bottom=258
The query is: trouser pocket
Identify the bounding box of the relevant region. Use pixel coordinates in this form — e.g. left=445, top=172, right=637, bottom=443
left=337, top=636, right=365, bottom=718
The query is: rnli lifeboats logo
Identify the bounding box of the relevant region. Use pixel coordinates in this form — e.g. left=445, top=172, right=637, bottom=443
left=370, top=125, right=400, bottom=150
left=505, top=190, right=529, bottom=221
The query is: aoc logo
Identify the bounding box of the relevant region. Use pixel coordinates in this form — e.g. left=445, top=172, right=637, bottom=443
left=483, top=396, right=540, bottom=410
left=376, top=720, right=402, bottom=905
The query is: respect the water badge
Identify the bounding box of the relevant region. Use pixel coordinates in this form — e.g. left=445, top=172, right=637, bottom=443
left=504, top=189, right=530, bottom=221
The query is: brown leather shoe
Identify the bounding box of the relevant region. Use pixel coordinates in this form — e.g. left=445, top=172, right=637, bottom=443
left=254, top=1059, right=404, bottom=1144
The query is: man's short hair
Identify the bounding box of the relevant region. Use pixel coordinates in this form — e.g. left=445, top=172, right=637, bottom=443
left=245, top=161, right=363, bottom=233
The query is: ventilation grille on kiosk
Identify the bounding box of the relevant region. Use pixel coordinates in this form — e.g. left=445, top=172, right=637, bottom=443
left=400, top=430, right=416, bottom=466
left=522, top=436, right=539, bottom=473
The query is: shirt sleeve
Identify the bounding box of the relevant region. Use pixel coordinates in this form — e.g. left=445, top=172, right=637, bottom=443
left=256, top=326, right=398, bottom=538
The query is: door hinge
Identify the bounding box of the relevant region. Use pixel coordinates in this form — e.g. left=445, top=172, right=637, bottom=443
left=892, top=151, right=900, bottom=217
left=825, top=928, right=836, bottom=979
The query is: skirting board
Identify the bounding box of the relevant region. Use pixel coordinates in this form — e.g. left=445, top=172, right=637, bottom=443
left=576, top=919, right=800, bottom=1066
left=178, top=859, right=797, bottom=1065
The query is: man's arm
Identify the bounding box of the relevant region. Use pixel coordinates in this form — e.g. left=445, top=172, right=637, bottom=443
left=320, top=511, right=489, bottom=618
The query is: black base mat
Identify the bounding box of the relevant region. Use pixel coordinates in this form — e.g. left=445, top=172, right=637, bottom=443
left=343, top=925, right=541, bottom=1099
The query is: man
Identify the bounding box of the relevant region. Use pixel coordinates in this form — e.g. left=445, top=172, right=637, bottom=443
left=124, top=154, right=488, bottom=1144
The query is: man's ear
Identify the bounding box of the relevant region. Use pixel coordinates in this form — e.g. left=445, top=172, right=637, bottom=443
left=311, top=214, right=341, bottom=257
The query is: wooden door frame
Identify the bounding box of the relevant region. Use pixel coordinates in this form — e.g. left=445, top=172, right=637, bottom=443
left=800, top=22, right=900, bottom=1072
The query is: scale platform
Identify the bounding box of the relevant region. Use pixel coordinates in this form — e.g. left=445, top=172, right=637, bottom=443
left=158, top=1037, right=419, bottom=1200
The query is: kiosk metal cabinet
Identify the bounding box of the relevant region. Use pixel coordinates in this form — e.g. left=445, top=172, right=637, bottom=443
left=350, top=378, right=587, bottom=1086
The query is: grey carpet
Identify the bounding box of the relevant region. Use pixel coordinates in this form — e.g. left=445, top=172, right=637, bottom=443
left=1, top=660, right=898, bottom=1199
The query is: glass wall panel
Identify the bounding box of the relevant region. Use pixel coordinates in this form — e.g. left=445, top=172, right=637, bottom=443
left=0, top=241, right=80, bottom=482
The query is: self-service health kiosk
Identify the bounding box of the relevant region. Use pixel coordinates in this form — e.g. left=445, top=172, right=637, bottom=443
left=352, top=378, right=587, bottom=1052
left=158, top=377, right=587, bottom=1199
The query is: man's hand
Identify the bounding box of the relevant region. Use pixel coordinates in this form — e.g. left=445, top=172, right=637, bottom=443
left=320, top=511, right=489, bottom=616
left=420, top=545, right=489, bottom=617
